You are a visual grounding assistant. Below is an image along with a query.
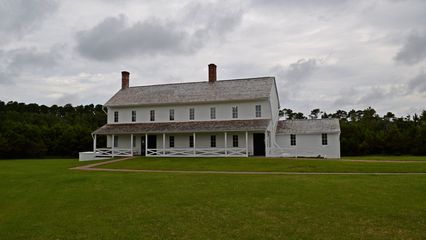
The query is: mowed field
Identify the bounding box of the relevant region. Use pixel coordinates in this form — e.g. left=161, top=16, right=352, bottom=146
left=0, top=157, right=425, bottom=240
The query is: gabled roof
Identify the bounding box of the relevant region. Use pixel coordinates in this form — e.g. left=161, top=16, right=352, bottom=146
left=276, top=119, right=340, bottom=134
left=93, top=119, right=270, bottom=135
left=104, top=77, right=275, bottom=107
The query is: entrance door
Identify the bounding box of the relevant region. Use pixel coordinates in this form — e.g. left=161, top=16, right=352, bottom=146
left=253, top=133, right=265, bottom=156
left=147, top=135, right=157, bottom=149
left=147, top=135, right=157, bottom=155
left=141, top=136, right=146, bottom=156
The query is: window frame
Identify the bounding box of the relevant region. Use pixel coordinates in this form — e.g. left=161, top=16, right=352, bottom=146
left=189, top=108, right=195, bottom=120
left=322, top=133, right=328, bottom=146
left=232, top=106, right=238, bottom=119
left=189, top=135, right=194, bottom=148
left=232, top=135, right=239, bottom=148
left=169, top=109, right=175, bottom=121
left=169, top=136, right=175, bottom=148
left=150, top=110, right=155, bottom=121
left=210, top=135, right=216, bottom=148
left=131, top=110, right=136, bottom=122
left=255, top=105, right=262, bottom=118
left=113, top=136, right=118, bottom=148
left=210, top=107, right=216, bottom=119
left=290, top=134, right=296, bottom=146
left=114, top=111, right=119, bottom=122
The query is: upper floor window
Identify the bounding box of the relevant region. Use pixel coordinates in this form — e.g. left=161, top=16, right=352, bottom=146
left=189, top=135, right=194, bottom=148
left=150, top=110, right=155, bottom=121
left=169, top=109, right=175, bottom=121
left=232, top=135, right=239, bottom=147
left=232, top=106, right=238, bottom=119
left=113, top=136, right=118, bottom=147
left=114, top=111, right=119, bottom=122
left=210, top=107, right=216, bottom=119
left=290, top=134, right=296, bottom=146
left=131, top=110, right=136, bottom=122
left=210, top=135, right=216, bottom=148
left=322, top=133, right=328, bottom=145
left=169, top=136, right=175, bottom=148
left=189, top=108, right=195, bottom=120
left=255, top=105, right=261, bottom=118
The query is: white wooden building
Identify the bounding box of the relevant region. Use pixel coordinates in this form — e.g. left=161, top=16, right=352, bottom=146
left=80, top=64, right=340, bottom=160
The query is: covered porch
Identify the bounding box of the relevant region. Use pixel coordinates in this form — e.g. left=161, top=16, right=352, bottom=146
left=91, top=119, right=270, bottom=158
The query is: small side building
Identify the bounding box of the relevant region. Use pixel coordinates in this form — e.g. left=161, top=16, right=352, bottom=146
left=272, top=119, right=341, bottom=158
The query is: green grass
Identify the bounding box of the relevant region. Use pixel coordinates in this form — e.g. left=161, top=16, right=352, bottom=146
left=101, top=157, right=426, bottom=173
left=342, top=155, right=426, bottom=161
left=0, top=159, right=425, bottom=240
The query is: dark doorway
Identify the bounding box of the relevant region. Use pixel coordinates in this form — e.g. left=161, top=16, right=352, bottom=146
left=147, top=135, right=157, bottom=149
left=253, top=133, right=265, bottom=156
left=140, top=136, right=146, bottom=156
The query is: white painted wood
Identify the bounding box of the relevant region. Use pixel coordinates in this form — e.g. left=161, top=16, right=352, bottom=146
left=224, top=132, right=227, bottom=156
left=193, top=132, right=196, bottom=155
left=163, top=133, right=165, bottom=155
left=145, top=134, right=148, bottom=155
left=130, top=134, right=133, bottom=156
left=245, top=131, right=249, bottom=156
left=112, top=134, right=115, bottom=157
left=93, top=134, right=96, bottom=152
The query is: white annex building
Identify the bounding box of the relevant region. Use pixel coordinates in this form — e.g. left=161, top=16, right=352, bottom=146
left=80, top=64, right=340, bottom=160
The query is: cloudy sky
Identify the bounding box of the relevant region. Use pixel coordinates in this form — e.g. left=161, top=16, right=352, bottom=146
left=0, top=0, right=425, bottom=116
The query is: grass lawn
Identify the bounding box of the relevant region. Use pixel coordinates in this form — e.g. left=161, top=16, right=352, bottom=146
left=342, top=155, right=426, bottom=161
left=101, top=157, right=426, bottom=173
left=0, top=159, right=425, bottom=240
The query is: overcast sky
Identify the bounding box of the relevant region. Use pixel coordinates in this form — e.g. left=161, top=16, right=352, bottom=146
left=0, top=0, right=425, bottom=116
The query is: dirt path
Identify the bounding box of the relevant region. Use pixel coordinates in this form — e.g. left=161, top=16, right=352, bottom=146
left=71, top=157, right=426, bottom=175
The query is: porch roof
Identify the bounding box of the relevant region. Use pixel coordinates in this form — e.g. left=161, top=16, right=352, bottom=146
left=93, top=119, right=270, bottom=135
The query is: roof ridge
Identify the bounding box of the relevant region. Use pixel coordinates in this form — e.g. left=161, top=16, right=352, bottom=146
left=126, top=76, right=275, bottom=89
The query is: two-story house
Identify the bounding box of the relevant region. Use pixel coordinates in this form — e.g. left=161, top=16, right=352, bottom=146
left=80, top=64, right=340, bottom=160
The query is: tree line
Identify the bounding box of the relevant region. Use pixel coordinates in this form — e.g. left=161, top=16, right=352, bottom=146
left=0, top=101, right=106, bottom=158
left=0, top=100, right=425, bottom=158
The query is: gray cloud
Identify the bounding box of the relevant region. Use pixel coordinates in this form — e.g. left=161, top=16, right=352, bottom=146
left=0, top=47, right=60, bottom=84
left=76, top=3, right=244, bottom=61
left=76, top=15, right=193, bottom=61
left=407, top=72, right=426, bottom=93
left=0, top=0, right=58, bottom=44
left=394, top=32, right=426, bottom=65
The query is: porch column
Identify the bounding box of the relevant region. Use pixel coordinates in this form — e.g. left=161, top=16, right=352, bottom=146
left=130, top=134, right=133, bottom=156
left=193, top=132, right=196, bottom=156
left=162, top=133, right=166, bottom=155
left=112, top=134, right=115, bottom=157
left=224, top=132, right=227, bottom=156
left=245, top=131, right=249, bottom=157
left=93, top=134, right=96, bottom=153
left=145, top=134, right=148, bottom=155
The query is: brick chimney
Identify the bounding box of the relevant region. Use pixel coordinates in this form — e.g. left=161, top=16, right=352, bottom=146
left=208, top=64, right=217, bottom=83
left=121, top=71, right=129, bottom=89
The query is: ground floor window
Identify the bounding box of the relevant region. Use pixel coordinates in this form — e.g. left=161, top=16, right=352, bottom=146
left=133, top=135, right=136, bottom=147
left=322, top=133, right=328, bottom=145
left=290, top=134, right=296, bottom=146
left=189, top=135, right=194, bottom=148
left=113, top=136, right=118, bottom=148
left=232, top=135, right=239, bottom=147
left=210, top=135, right=216, bottom=147
left=169, top=136, right=175, bottom=148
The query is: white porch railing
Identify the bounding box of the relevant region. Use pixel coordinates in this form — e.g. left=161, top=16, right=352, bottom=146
left=147, top=148, right=247, bottom=157
left=268, top=147, right=326, bottom=158
left=95, top=148, right=133, bottom=157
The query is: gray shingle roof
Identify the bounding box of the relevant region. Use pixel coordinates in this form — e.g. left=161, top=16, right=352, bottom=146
left=93, top=119, right=270, bottom=135
left=104, top=77, right=275, bottom=107
left=276, top=119, right=340, bottom=134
